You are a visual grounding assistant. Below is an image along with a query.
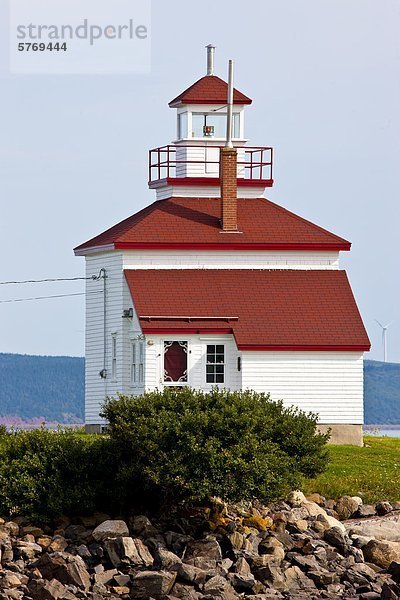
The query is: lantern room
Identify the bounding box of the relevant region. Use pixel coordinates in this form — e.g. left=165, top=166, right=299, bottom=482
left=148, top=46, right=274, bottom=199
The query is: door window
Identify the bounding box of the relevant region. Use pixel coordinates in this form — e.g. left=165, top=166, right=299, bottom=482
left=164, top=341, right=188, bottom=384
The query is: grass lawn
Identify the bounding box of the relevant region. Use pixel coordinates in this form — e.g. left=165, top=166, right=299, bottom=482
left=303, top=436, right=400, bottom=504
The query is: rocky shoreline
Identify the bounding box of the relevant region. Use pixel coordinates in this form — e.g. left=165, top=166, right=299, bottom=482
left=1, top=492, right=400, bottom=599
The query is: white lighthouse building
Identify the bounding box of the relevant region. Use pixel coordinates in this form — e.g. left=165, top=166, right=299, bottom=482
left=74, top=47, right=370, bottom=444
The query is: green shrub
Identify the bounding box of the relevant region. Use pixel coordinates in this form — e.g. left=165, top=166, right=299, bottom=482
left=101, top=388, right=330, bottom=506
left=0, top=427, right=118, bottom=522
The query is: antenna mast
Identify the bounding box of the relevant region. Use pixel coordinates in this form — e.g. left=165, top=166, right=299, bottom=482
left=225, top=60, right=234, bottom=148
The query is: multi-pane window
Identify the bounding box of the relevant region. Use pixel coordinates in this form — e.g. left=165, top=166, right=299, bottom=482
left=206, top=344, right=225, bottom=384
left=131, top=343, right=137, bottom=385
left=131, top=341, right=144, bottom=386
left=111, top=334, right=117, bottom=380
left=138, top=342, right=144, bottom=383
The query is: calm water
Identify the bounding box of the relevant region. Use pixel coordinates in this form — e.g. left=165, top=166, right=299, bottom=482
left=364, top=429, right=400, bottom=438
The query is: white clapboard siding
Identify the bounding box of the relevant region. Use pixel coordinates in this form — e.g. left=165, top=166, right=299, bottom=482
left=123, top=250, right=340, bottom=270
left=241, top=351, right=364, bottom=424
left=144, top=334, right=241, bottom=393
left=85, top=252, right=141, bottom=424
left=155, top=185, right=265, bottom=200
left=173, top=145, right=247, bottom=179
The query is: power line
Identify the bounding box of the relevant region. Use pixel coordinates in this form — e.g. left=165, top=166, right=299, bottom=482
left=0, top=276, right=92, bottom=286
left=0, top=290, right=103, bottom=304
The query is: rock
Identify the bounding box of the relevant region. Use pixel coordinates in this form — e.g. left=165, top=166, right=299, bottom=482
left=351, top=533, right=374, bottom=548
left=15, top=540, right=42, bottom=559
left=104, top=536, right=153, bottom=568
left=388, top=560, right=400, bottom=581
left=306, top=493, right=325, bottom=506
left=49, top=536, right=68, bottom=553
left=63, top=524, right=88, bottom=543
left=94, top=568, right=118, bottom=585
left=113, top=585, right=130, bottom=595
left=335, top=496, right=360, bottom=520
left=323, top=514, right=346, bottom=533
left=291, top=554, right=319, bottom=571
left=346, top=518, right=400, bottom=542
left=153, top=546, right=182, bottom=570
left=308, top=568, right=339, bottom=586
left=92, top=519, right=129, bottom=542
left=324, top=526, right=351, bottom=554
left=228, top=571, right=257, bottom=592
left=130, top=515, right=158, bottom=538
left=177, top=563, right=207, bottom=586
left=1, top=573, right=22, bottom=588
left=130, top=570, right=176, bottom=599
left=234, top=557, right=251, bottom=575
left=286, top=507, right=309, bottom=522
left=258, top=537, right=285, bottom=562
left=381, top=581, right=400, bottom=599
left=114, top=573, right=131, bottom=586
left=34, top=552, right=90, bottom=590
left=203, top=574, right=238, bottom=598
left=22, top=525, right=43, bottom=537
left=28, top=578, right=74, bottom=600
left=242, top=516, right=273, bottom=531
left=37, top=536, right=52, bottom=550
left=183, top=538, right=222, bottom=570
left=376, top=501, right=393, bottom=516
left=351, top=495, right=363, bottom=506
left=76, top=543, right=91, bottom=559
left=356, top=505, right=377, bottom=518
left=170, top=581, right=202, bottom=599
left=283, top=566, right=316, bottom=590
left=287, top=491, right=307, bottom=507
left=164, top=531, right=192, bottom=556
left=4, top=523, right=19, bottom=537
left=363, top=539, right=400, bottom=569
left=290, top=519, right=308, bottom=532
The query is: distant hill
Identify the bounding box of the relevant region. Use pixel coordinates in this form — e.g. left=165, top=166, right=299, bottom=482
left=0, top=353, right=84, bottom=423
left=364, top=359, right=400, bottom=424
left=0, top=354, right=398, bottom=425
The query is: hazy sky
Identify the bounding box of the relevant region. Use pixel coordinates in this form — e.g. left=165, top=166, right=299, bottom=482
left=0, top=0, right=399, bottom=362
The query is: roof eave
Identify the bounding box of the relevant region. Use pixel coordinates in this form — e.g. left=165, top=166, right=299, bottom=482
left=115, top=242, right=351, bottom=251
left=168, top=99, right=252, bottom=108
left=238, top=344, right=371, bottom=352
left=74, top=243, right=116, bottom=256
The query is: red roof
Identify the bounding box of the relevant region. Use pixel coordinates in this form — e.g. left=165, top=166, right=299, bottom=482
left=74, top=197, right=350, bottom=254
left=168, top=75, right=252, bottom=107
left=124, top=269, right=370, bottom=351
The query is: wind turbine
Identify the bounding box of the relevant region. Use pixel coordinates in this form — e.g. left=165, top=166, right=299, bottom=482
left=375, top=320, right=393, bottom=363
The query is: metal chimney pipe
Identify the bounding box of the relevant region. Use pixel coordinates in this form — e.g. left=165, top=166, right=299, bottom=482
left=206, top=44, right=215, bottom=76
left=225, top=60, right=234, bottom=148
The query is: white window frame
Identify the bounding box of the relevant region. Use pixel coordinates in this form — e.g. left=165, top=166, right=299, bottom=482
left=111, top=334, right=117, bottom=381
left=138, top=341, right=144, bottom=384
left=130, top=340, right=144, bottom=387
left=205, top=343, right=225, bottom=385
left=130, top=342, right=137, bottom=386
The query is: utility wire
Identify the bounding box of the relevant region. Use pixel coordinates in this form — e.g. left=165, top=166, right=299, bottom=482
left=0, top=276, right=93, bottom=286
left=0, top=290, right=103, bottom=304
